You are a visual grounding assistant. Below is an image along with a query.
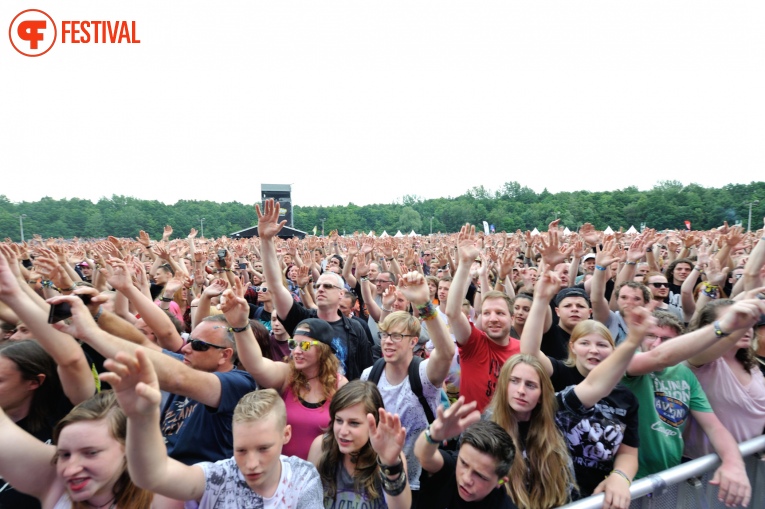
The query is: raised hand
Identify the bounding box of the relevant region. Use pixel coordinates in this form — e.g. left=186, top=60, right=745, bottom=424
left=188, top=228, right=198, bottom=239
left=595, top=240, right=619, bottom=269
left=101, top=349, right=161, bottom=418
left=717, top=295, right=765, bottom=333
left=296, top=266, right=312, bottom=288
left=397, top=271, right=430, bottom=306
left=457, top=224, right=480, bottom=263
left=255, top=199, right=287, bottom=241
left=219, top=278, right=249, bottom=328
left=103, top=258, right=136, bottom=292
left=427, top=397, right=481, bottom=443
left=162, top=225, right=173, bottom=240
left=368, top=409, right=406, bottom=466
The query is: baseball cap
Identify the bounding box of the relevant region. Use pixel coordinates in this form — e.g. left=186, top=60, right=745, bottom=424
left=555, top=287, right=592, bottom=307
left=294, top=318, right=337, bottom=353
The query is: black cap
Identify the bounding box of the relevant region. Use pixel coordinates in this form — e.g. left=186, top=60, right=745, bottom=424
left=294, top=318, right=337, bottom=353
left=555, top=287, right=592, bottom=307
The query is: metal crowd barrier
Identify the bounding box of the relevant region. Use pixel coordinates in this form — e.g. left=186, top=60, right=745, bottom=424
left=558, top=434, right=765, bottom=509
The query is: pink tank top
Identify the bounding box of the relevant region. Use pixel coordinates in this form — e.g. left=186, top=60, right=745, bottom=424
left=281, top=384, right=331, bottom=460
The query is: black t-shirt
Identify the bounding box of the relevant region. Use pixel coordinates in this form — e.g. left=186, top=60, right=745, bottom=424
left=550, top=359, right=640, bottom=497
left=541, top=322, right=571, bottom=361
left=419, top=450, right=518, bottom=509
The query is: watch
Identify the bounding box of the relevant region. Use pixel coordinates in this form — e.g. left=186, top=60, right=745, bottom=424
left=713, top=320, right=730, bottom=338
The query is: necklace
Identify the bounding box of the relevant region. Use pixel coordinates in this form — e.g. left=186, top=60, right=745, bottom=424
left=303, top=375, right=319, bottom=391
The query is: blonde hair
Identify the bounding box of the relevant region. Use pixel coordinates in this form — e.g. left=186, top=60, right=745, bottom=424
left=487, top=354, right=574, bottom=509
left=563, top=320, right=614, bottom=368
left=287, top=343, right=340, bottom=402
left=234, top=389, right=287, bottom=429
left=379, top=310, right=421, bottom=337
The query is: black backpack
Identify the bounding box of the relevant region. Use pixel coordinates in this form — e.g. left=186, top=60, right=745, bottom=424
left=366, top=356, right=435, bottom=423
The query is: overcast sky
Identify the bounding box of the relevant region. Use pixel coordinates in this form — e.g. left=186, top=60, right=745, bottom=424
left=2, top=1, right=762, bottom=209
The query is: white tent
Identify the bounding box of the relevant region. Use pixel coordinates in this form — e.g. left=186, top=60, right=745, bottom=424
left=604, top=226, right=614, bottom=235
left=408, top=230, right=418, bottom=237
left=531, top=228, right=540, bottom=236
left=563, top=227, right=571, bottom=236
left=626, top=225, right=637, bottom=234
left=380, top=231, right=389, bottom=238
left=394, top=230, right=404, bottom=238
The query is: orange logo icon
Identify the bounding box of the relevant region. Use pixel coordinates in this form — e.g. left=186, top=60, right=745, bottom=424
left=9, top=9, right=57, bottom=57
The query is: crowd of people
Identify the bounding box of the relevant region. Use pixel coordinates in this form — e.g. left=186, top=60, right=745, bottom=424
left=0, top=198, right=764, bottom=509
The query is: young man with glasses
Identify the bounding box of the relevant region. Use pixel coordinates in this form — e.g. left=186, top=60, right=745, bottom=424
left=257, top=199, right=372, bottom=380
left=360, top=272, right=455, bottom=508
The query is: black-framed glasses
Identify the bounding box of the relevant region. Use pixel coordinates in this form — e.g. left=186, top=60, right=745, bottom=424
left=188, top=338, right=228, bottom=352
left=378, top=332, right=414, bottom=343
left=645, top=333, right=674, bottom=343
left=649, top=282, right=669, bottom=288
left=288, top=339, right=320, bottom=351
left=314, top=282, right=342, bottom=291
left=375, top=279, right=392, bottom=285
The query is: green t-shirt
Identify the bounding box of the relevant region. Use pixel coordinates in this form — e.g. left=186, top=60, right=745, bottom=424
left=621, top=364, right=712, bottom=478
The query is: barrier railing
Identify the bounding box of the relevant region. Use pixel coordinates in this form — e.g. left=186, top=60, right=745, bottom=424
left=558, top=434, right=765, bottom=509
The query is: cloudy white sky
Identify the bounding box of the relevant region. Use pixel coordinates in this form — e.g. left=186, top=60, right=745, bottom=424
left=1, top=1, right=763, bottom=209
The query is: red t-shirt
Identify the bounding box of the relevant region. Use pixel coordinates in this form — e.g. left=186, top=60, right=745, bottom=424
left=458, top=323, right=520, bottom=412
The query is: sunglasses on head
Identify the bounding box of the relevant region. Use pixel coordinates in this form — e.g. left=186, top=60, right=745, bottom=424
left=188, top=338, right=227, bottom=352
left=288, top=339, right=320, bottom=351
left=649, top=282, right=669, bottom=288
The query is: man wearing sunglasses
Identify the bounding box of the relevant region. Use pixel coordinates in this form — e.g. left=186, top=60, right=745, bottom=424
left=642, top=272, right=684, bottom=322
left=257, top=199, right=372, bottom=380
left=48, top=291, right=258, bottom=467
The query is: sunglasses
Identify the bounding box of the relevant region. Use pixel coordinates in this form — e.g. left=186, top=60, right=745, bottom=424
left=288, top=339, right=320, bottom=351
left=253, top=286, right=268, bottom=292
left=188, top=338, right=228, bottom=352
left=649, top=282, right=669, bottom=288
left=314, top=282, right=342, bottom=291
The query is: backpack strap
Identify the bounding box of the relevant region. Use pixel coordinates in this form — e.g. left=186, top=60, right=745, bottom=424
left=367, top=358, right=387, bottom=385
left=408, top=357, right=436, bottom=424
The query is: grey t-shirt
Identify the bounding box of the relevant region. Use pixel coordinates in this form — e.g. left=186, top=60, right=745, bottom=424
left=189, top=455, right=323, bottom=509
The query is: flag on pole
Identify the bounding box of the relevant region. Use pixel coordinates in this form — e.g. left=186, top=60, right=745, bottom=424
left=312, top=226, right=318, bottom=236
left=684, top=221, right=691, bottom=230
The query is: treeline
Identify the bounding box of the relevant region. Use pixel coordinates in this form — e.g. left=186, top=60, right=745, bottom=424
left=1, top=180, right=763, bottom=242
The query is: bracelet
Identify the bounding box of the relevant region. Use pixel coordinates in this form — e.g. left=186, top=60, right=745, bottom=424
left=424, top=424, right=441, bottom=444
left=416, top=302, right=437, bottom=321
left=377, top=456, right=404, bottom=477
left=608, top=469, right=632, bottom=487
left=360, top=276, right=369, bottom=282
left=160, top=296, right=173, bottom=302
left=595, top=265, right=607, bottom=271
left=229, top=323, right=251, bottom=333
left=380, top=469, right=407, bottom=496
left=62, top=284, right=77, bottom=292
left=713, top=320, right=730, bottom=338
left=691, top=265, right=700, bottom=271
left=386, top=257, right=394, bottom=261
left=624, top=261, right=636, bottom=266
left=93, top=306, right=104, bottom=323
left=381, top=307, right=393, bottom=313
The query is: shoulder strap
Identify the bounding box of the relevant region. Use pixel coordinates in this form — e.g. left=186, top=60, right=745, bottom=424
left=408, top=357, right=435, bottom=424
left=367, top=358, right=387, bottom=384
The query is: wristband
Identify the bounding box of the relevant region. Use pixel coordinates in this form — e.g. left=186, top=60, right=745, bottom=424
left=380, top=469, right=407, bottom=496
left=424, top=424, right=441, bottom=444
left=93, top=306, right=104, bottom=323
left=229, top=323, right=251, bottom=333
left=608, top=469, right=632, bottom=487
left=386, top=257, right=394, bottom=261
left=160, top=296, right=173, bottom=302
left=416, top=302, right=437, bottom=321
left=624, top=261, right=636, bottom=266
left=381, top=307, right=393, bottom=313
left=360, top=276, right=369, bottom=282
left=377, top=457, right=404, bottom=477
left=595, top=265, right=607, bottom=271
left=713, top=320, right=729, bottom=338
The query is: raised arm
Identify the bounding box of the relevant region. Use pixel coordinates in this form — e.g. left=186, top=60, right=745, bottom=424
left=103, top=259, right=184, bottom=352
left=574, top=308, right=650, bottom=408
left=103, top=349, right=206, bottom=502
left=446, top=225, right=480, bottom=345
left=255, top=199, right=294, bottom=319
left=627, top=297, right=765, bottom=376
left=0, top=254, right=95, bottom=405
left=519, top=271, right=559, bottom=376
left=50, top=296, right=228, bottom=408
left=219, top=278, right=290, bottom=391
left=414, top=397, right=480, bottom=474
left=368, top=409, right=411, bottom=509
left=591, top=240, right=619, bottom=325
left=399, top=272, right=455, bottom=386
left=743, top=220, right=765, bottom=291
left=610, top=238, right=644, bottom=311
